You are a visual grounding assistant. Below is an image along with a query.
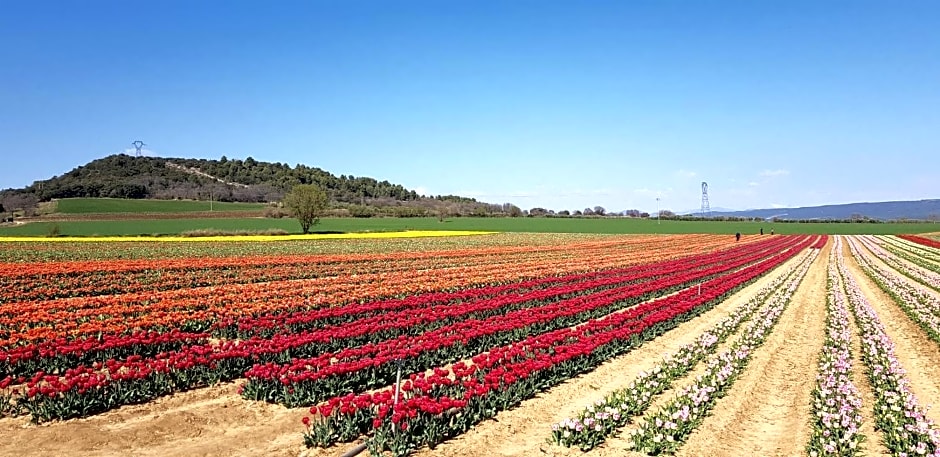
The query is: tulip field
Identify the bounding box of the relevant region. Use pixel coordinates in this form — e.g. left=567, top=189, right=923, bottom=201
left=2, top=232, right=940, bottom=457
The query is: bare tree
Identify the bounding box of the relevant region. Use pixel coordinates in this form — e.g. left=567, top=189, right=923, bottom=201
left=1, top=193, right=39, bottom=219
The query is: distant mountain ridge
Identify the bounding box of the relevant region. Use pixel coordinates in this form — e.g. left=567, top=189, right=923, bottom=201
left=697, top=200, right=940, bottom=221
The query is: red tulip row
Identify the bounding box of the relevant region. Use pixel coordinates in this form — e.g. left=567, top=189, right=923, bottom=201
left=898, top=234, right=940, bottom=250
left=11, top=236, right=803, bottom=422
left=301, top=235, right=817, bottom=453
left=0, top=330, right=209, bottom=379
left=1, top=245, right=735, bottom=379
left=242, top=235, right=806, bottom=406
left=219, top=235, right=780, bottom=340
left=1, top=266, right=642, bottom=380
left=1, top=238, right=723, bottom=346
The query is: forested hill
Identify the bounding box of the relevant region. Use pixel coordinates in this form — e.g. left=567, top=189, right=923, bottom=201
left=6, top=154, right=451, bottom=205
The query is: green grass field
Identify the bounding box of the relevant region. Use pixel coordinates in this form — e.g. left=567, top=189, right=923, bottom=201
left=53, top=198, right=266, bottom=213
left=0, top=216, right=936, bottom=237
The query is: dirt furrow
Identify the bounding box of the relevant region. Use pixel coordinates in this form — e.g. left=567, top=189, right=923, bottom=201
left=666, top=243, right=829, bottom=457
left=0, top=383, right=311, bottom=457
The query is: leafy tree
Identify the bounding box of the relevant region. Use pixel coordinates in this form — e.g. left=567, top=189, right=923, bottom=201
left=593, top=206, right=606, bottom=216
left=283, top=184, right=328, bottom=233
left=529, top=207, right=549, bottom=217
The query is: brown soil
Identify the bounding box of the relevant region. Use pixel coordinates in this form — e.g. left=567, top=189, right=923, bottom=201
left=0, top=383, right=311, bottom=457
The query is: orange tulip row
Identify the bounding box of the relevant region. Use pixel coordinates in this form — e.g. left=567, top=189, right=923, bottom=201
left=0, top=235, right=741, bottom=347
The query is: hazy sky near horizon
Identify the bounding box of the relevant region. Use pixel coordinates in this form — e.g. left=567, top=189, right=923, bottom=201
left=1, top=1, right=938, bottom=213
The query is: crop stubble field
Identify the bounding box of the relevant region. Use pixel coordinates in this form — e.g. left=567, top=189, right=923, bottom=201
left=1, top=232, right=940, bottom=456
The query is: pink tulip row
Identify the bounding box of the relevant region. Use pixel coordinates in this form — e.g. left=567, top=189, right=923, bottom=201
left=807, top=235, right=863, bottom=456
left=856, top=235, right=940, bottom=292
left=837, top=235, right=940, bottom=456
left=847, top=237, right=940, bottom=345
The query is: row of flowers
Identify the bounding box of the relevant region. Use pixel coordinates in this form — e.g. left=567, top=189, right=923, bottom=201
left=299, top=236, right=817, bottom=455
left=880, top=235, right=940, bottom=268
left=2, top=235, right=690, bottom=302
left=0, top=235, right=770, bottom=395
left=549, top=246, right=818, bottom=450
left=837, top=236, right=940, bottom=455
left=5, top=236, right=807, bottom=422
left=1, top=236, right=730, bottom=346
left=807, top=235, right=864, bottom=456
left=899, top=235, right=940, bottom=250
left=626, top=243, right=819, bottom=454
left=216, top=245, right=737, bottom=340
left=1, top=266, right=644, bottom=378
left=857, top=236, right=940, bottom=292
left=241, top=236, right=800, bottom=407
left=847, top=237, right=940, bottom=346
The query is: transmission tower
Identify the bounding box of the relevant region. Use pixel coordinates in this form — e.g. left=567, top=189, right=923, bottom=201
left=132, top=140, right=146, bottom=157
left=701, top=181, right=711, bottom=218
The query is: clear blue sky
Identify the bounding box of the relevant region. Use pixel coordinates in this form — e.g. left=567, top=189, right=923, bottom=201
left=2, top=0, right=938, bottom=213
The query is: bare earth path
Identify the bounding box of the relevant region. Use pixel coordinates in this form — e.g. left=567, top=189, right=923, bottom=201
left=412, top=251, right=810, bottom=457
left=672, top=242, right=829, bottom=457
left=0, top=383, right=310, bottom=457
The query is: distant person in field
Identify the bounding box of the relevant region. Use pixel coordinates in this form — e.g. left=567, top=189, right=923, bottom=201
left=760, top=228, right=764, bottom=235
left=771, top=228, right=774, bottom=235
left=735, top=232, right=741, bottom=242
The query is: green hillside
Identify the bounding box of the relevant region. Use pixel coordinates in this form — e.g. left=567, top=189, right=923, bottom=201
left=9, top=154, right=426, bottom=204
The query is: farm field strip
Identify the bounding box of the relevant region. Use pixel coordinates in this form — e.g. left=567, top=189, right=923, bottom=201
left=0, top=240, right=659, bottom=301
left=295, top=236, right=816, bottom=455
left=242, top=236, right=799, bottom=407
left=0, top=234, right=728, bottom=278
left=1, top=253, right=711, bottom=380
left=879, top=235, right=940, bottom=267
left=899, top=234, right=940, bottom=250
left=0, top=237, right=741, bottom=345
left=548, top=246, right=819, bottom=451
left=847, top=237, right=940, bottom=347
left=836, top=235, right=940, bottom=455
left=6, top=236, right=808, bottom=422
left=858, top=236, right=940, bottom=291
